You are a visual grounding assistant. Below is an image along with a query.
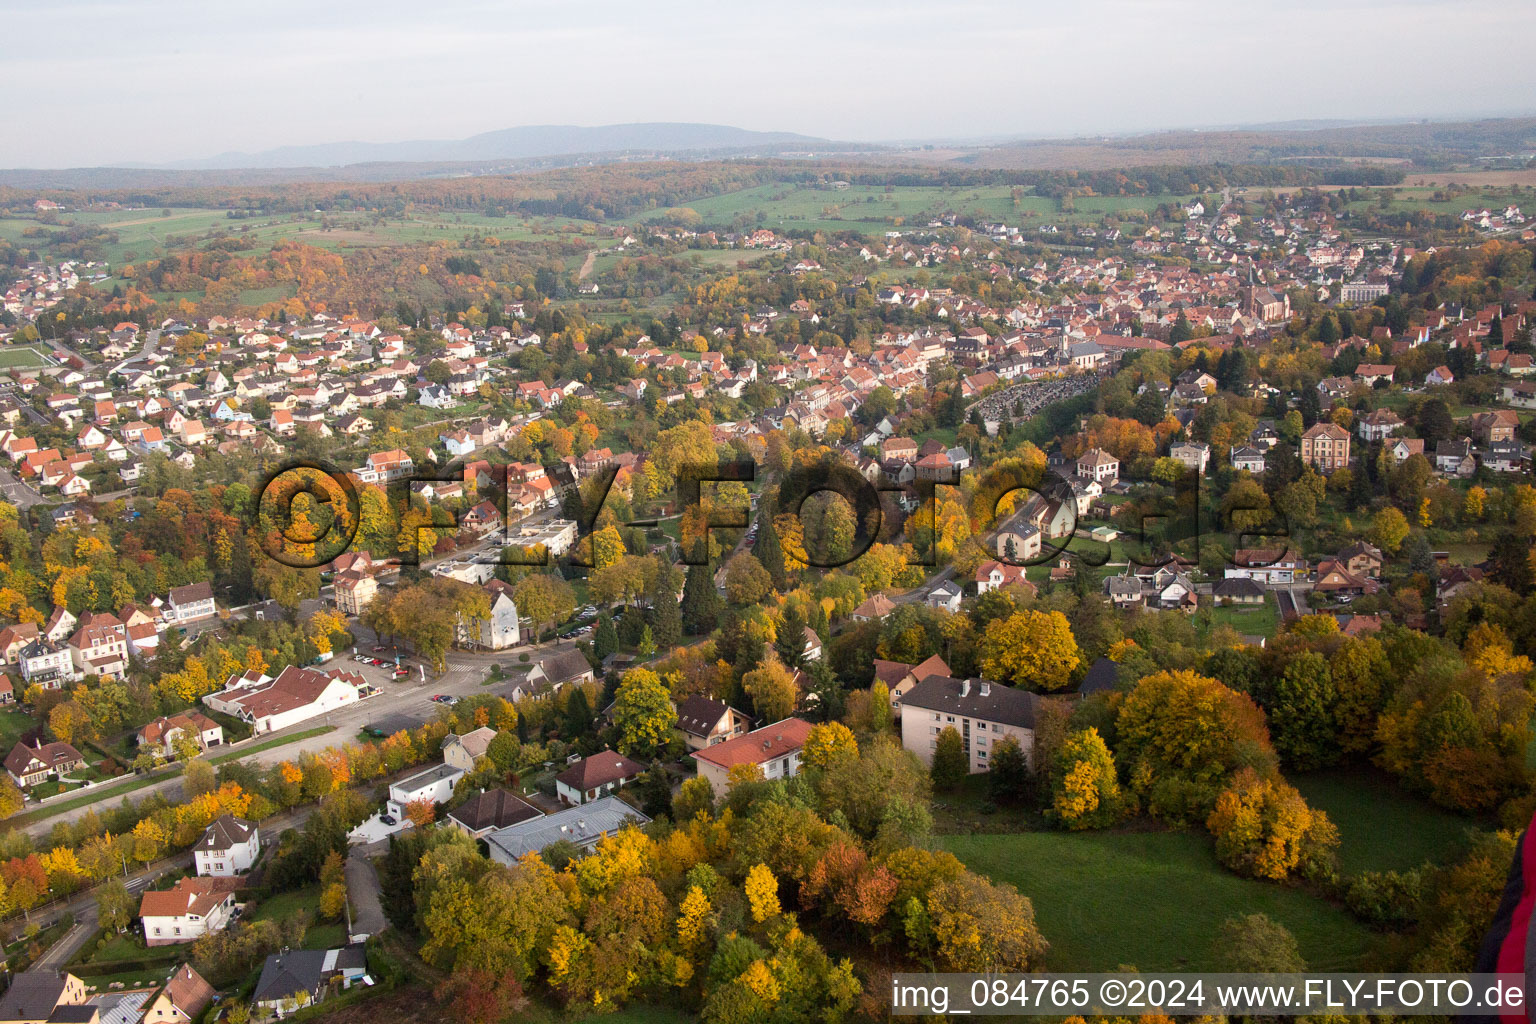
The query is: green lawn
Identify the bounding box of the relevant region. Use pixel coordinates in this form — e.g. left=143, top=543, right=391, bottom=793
left=207, top=725, right=335, bottom=764
left=249, top=885, right=320, bottom=925
left=0, top=708, right=39, bottom=747
left=1201, top=598, right=1280, bottom=638
left=1291, top=768, right=1478, bottom=875
left=0, top=346, right=52, bottom=369
left=941, top=830, right=1382, bottom=971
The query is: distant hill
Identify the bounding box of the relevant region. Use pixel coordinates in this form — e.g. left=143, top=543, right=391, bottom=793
left=163, top=122, right=830, bottom=170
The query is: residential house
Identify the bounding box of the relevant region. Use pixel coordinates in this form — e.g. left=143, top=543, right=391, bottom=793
left=138, top=711, right=223, bottom=758
left=1213, top=576, right=1267, bottom=605
left=386, top=763, right=466, bottom=820
left=899, top=676, right=1042, bottom=772
left=1229, top=446, right=1267, bottom=474
left=133, top=964, right=215, bottom=1024
left=165, top=582, right=216, bottom=624
left=0, top=972, right=89, bottom=1024
left=693, top=717, right=814, bottom=798
left=1169, top=441, right=1211, bottom=475
left=1076, top=448, right=1119, bottom=483
left=675, top=696, right=752, bottom=751
left=974, top=560, right=1035, bottom=596
left=1434, top=438, right=1477, bottom=478
left=849, top=593, right=897, bottom=622
left=555, top=751, right=646, bottom=806
left=333, top=569, right=377, bottom=616
left=1300, top=422, right=1351, bottom=473
left=455, top=580, right=520, bottom=650
left=193, top=815, right=260, bottom=877
left=925, top=580, right=964, bottom=612
left=1357, top=408, right=1405, bottom=442
left=5, top=739, right=85, bottom=788
left=485, top=796, right=651, bottom=864
left=441, top=726, right=497, bottom=772
left=251, top=945, right=368, bottom=1016
left=140, top=877, right=238, bottom=946
left=445, top=788, right=542, bottom=839
left=1226, top=548, right=1306, bottom=585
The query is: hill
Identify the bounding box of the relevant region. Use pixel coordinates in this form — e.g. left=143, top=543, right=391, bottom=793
left=166, top=122, right=830, bottom=170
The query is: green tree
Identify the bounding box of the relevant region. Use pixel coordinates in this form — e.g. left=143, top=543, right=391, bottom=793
left=743, top=655, right=799, bottom=723
left=592, top=615, right=618, bottom=660
left=752, top=497, right=788, bottom=590
left=680, top=563, right=721, bottom=635
left=610, top=668, right=675, bottom=758
left=930, top=727, right=968, bottom=791
left=1214, top=913, right=1306, bottom=971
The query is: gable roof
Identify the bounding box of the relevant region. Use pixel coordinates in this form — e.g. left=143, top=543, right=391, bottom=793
left=556, top=751, right=646, bottom=791
left=693, top=717, right=814, bottom=770
left=675, top=695, right=737, bottom=738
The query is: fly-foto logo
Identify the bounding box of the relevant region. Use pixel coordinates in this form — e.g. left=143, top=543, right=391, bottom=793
left=252, top=457, right=1294, bottom=574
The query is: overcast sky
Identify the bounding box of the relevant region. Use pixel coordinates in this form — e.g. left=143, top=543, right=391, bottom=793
left=4, top=0, right=1534, bottom=168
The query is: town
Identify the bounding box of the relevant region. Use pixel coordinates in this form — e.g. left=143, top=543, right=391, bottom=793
left=3, top=73, right=1536, bottom=1024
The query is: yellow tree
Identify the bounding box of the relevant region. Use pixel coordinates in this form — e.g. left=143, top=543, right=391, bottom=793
left=978, top=610, right=1081, bottom=690
left=745, top=863, right=781, bottom=923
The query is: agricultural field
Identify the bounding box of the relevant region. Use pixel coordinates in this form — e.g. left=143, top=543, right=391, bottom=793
left=941, top=830, right=1383, bottom=971
left=0, top=206, right=598, bottom=267
left=644, top=183, right=1203, bottom=235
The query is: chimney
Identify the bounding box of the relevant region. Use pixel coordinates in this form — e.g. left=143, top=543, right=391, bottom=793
left=980, top=682, right=991, bottom=697
left=960, top=680, right=970, bottom=698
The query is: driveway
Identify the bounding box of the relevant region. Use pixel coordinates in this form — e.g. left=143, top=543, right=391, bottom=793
left=345, top=842, right=388, bottom=937
left=347, top=812, right=413, bottom=846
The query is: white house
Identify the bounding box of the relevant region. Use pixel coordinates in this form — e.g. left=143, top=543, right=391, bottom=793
left=140, top=877, right=237, bottom=946
left=193, top=814, right=260, bottom=877
left=386, top=763, right=465, bottom=820
left=692, top=717, right=813, bottom=799
left=554, top=751, right=646, bottom=806
left=165, top=582, right=217, bottom=624
left=202, top=666, right=365, bottom=734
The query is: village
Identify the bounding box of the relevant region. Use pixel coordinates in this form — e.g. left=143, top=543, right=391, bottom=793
left=0, top=132, right=1533, bottom=1024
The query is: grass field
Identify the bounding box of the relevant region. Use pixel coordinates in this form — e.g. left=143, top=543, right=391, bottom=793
left=0, top=345, right=53, bottom=368
left=645, top=184, right=1198, bottom=235
left=0, top=708, right=39, bottom=748
left=0, top=207, right=596, bottom=267
left=941, top=830, right=1382, bottom=971
left=1290, top=768, right=1478, bottom=875
left=1201, top=598, right=1280, bottom=638
left=207, top=725, right=335, bottom=764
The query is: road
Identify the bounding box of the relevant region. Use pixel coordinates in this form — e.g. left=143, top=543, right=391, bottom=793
left=18, top=798, right=349, bottom=973
left=0, top=464, right=43, bottom=510
left=110, top=328, right=160, bottom=376
left=19, top=633, right=577, bottom=838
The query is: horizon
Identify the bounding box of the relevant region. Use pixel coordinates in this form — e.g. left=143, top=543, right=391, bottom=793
left=5, top=0, right=1535, bottom=168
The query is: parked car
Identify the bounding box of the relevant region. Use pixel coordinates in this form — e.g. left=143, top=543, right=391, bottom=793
left=381, top=815, right=396, bottom=826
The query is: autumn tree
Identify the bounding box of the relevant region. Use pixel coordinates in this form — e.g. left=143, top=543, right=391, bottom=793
left=1050, top=727, right=1125, bottom=829
left=978, top=610, right=1081, bottom=690
left=1206, top=768, right=1338, bottom=881
left=742, top=655, right=798, bottom=724
left=611, top=668, right=676, bottom=758
left=801, top=722, right=858, bottom=771
left=513, top=573, right=576, bottom=640
left=723, top=553, right=773, bottom=606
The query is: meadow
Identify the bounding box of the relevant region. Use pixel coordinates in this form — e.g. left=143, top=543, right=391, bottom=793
left=941, top=830, right=1383, bottom=971
left=644, top=183, right=1200, bottom=235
